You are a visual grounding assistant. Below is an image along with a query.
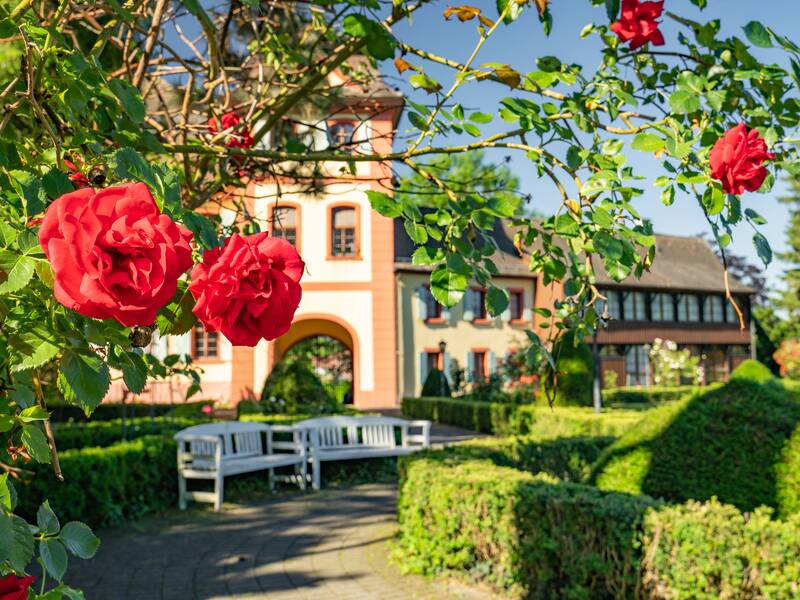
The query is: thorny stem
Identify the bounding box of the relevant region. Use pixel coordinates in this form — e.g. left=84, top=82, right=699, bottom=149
left=32, top=369, right=63, bottom=482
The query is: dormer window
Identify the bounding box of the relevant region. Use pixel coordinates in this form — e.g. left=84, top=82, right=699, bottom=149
left=328, top=121, right=357, bottom=153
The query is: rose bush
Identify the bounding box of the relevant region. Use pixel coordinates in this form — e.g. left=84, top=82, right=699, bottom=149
left=189, top=233, right=304, bottom=346
left=710, top=124, right=775, bottom=195
left=38, top=183, right=195, bottom=327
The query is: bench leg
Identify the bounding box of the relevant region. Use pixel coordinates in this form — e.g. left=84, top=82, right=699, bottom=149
left=298, top=460, right=307, bottom=491
left=268, top=468, right=275, bottom=492
left=178, top=473, right=187, bottom=510
left=312, top=460, right=321, bottom=491
left=214, top=474, right=224, bottom=512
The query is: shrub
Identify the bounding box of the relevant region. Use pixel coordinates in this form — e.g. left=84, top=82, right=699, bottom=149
left=17, top=436, right=176, bottom=528
left=236, top=399, right=263, bottom=417
left=730, top=358, right=775, bottom=383
left=544, top=332, right=593, bottom=406
left=401, top=396, right=643, bottom=437
left=53, top=417, right=196, bottom=450
left=602, top=385, right=704, bottom=406
left=590, top=380, right=800, bottom=515
left=48, top=400, right=214, bottom=422
left=774, top=338, right=800, bottom=378
left=649, top=338, right=701, bottom=386
left=420, top=368, right=451, bottom=397
left=260, top=360, right=340, bottom=414
left=397, top=452, right=800, bottom=599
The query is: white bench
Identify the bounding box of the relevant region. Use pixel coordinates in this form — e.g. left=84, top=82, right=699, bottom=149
left=175, top=422, right=306, bottom=511
left=295, top=416, right=431, bottom=490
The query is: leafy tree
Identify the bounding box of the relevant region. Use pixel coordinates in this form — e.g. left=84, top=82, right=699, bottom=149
left=421, top=368, right=451, bottom=398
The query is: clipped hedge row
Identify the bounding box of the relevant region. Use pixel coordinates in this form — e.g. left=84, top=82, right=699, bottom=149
left=18, top=435, right=177, bottom=528
left=53, top=417, right=198, bottom=450
left=401, top=396, right=642, bottom=437
left=602, top=385, right=703, bottom=405
left=49, top=400, right=214, bottom=422
left=396, top=453, right=800, bottom=599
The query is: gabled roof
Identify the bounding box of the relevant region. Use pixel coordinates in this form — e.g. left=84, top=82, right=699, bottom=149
left=393, top=217, right=754, bottom=294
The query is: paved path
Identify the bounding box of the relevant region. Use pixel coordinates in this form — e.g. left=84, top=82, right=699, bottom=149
left=67, top=484, right=498, bottom=600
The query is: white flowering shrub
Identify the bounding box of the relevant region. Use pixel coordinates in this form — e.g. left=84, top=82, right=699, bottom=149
left=649, top=339, right=701, bottom=387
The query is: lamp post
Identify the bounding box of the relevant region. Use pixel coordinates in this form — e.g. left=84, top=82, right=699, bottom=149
left=438, top=339, right=447, bottom=397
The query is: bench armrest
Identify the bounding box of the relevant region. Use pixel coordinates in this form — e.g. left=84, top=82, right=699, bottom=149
left=176, top=435, right=222, bottom=470
left=405, top=420, right=431, bottom=447
left=268, top=426, right=306, bottom=456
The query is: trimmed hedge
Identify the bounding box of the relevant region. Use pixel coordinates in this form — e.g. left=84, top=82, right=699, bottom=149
left=48, top=400, right=214, bottom=422
left=602, top=385, right=705, bottom=406
left=396, top=452, right=800, bottom=599
left=401, top=396, right=642, bottom=437
left=730, top=358, right=774, bottom=383
left=591, top=379, right=800, bottom=516
left=53, top=417, right=197, bottom=450
left=18, top=435, right=177, bottom=528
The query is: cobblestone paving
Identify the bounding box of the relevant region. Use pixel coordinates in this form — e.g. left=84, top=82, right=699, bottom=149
left=67, top=484, right=499, bottom=600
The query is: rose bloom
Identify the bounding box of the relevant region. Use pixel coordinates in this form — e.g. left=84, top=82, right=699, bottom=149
left=208, top=111, right=254, bottom=149
left=610, top=0, right=665, bottom=50
left=0, top=575, right=35, bottom=600
left=39, top=183, right=194, bottom=327
left=710, top=123, right=775, bottom=195
left=189, top=233, right=304, bottom=346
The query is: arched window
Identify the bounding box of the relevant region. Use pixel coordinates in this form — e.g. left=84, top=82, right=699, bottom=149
left=270, top=205, right=299, bottom=247
left=329, top=205, right=359, bottom=258
left=328, top=121, right=356, bottom=153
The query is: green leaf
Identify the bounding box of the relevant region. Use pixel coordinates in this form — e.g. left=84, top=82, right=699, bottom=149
left=366, top=191, right=402, bottom=218
left=605, top=0, right=620, bottom=20
left=109, top=78, right=145, bottom=123
left=181, top=212, right=218, bottom=249
left=661, top=186, right=675, bottom=206
left=668, top=90, right=701, bottom=115
left=743, top=21, right=772, bottom=48
left=744, top=208, right=767, bottom=225
left=119, top=351, right=149, bottom=394
left=404, top=221, right=428, bottom=244
left=9, top=170, right=47, bottom=215
left=469, top=112, right=493, bottom=124
left=411, top=246, right=443, bottom=266
left=631, top=133, right=665, bottom=153
left=18, top=405, right=49, bottom=423
left=42, top=168, right=74, bottom=199
left=497, top=0, right=524, bottom=23
left=0, top=250, right=36, bottom=295
left=40, top=538, right=68, bottom=581
left=155, top=280, right=197, bottom=336
left=9, top=326, right=60, bottom=372
left=0, top=513, right=35, bottom=572
left=60, top=522, right=99, bottom=559
left=593, top=231, right=624, bottom=261
left=753, top=232, right=772, bottom=267
left=409, top=73, right=442, bottom=94
left=59, top=351, right=111, bottom=416
left=407, top=111, right=427, bottom=131
left=37, top=500, right=60, bottom=535
left=0, top=473, right=10, bottom=510
left=22, top=424, right=50, bottom=463
left=430, top=264, right=467, bottom=307
left=486, top=287, right=509, bottom=317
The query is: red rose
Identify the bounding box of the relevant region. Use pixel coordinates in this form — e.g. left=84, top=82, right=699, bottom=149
left=39, top=183, right=194, bottom=327
left=610, top=0, right=665, bottom=50
left=0, top=574, right=35, bottom=600
left=208, top=111, right=254, bottom=149
left=189, top=233, right=304, bottom=346
left=710, top=124, right=775, bottom=195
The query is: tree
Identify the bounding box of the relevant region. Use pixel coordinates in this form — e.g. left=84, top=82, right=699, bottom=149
left=3, top=0, right=800, bottom=594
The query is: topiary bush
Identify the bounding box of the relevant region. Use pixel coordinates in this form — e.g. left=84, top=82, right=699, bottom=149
left=260, top=360, right=340, bottom=414
left=590, top=379, right=800, bottom=516
left=544, top=332, right=593, bottom=406
left=729, top=358, right=774, bottom=383
left=602, top=385, right=706, bottom=406
left=420, top=368, right=451, bottom=397
left=53, top=417, right=196, bottom=450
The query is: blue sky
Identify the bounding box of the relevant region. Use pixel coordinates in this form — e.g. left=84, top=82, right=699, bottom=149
left=387, top=0, right=798, bottom=288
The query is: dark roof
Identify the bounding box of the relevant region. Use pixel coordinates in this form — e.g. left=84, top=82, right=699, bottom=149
left=394, top=218, right=754, bottom=294
left=594, top=234, right=754, bottom=294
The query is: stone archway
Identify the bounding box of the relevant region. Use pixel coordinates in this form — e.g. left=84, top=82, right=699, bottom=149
left=271, top=315, right=359, bottom=405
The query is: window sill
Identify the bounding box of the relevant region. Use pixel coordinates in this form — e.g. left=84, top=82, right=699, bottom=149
left=424, top=317, right=446, bottom=325
left=192, top=357, right=225, bottom=364
left=471, top=318, right=492, bottom=326
left=509, top=319, right=528, bottom=326
left=327, top=255, right=362, bottom=261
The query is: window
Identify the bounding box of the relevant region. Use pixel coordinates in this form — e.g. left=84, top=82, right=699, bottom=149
left=270, top=205, right=298, bottom=246
left=703, top=295, right=725, bottom=323
left=426, top=351, right=441, bottom=373
left=677, top=294, right=700, bottom=322
left=623, top=291, right=646, bottom=321
left=651, top=293, right=675, bottom=322
left=625, top=345, right=650, bottom=386
left=192, top=322, right=218, bottom=359
left=470, top=351, right=487, bottom=382
left=469, top=288, right=487, bottom=320
left=330, top=206, right=358, bottom=257
left=509, top=290, right=524, bottom=321
left=422, top=286, right=442, bottom=321
left=328, top=121, right=356, bottom=153
left=601, top=290, right=622, bottom=320
left=725, top=297, right=746, bottom=324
